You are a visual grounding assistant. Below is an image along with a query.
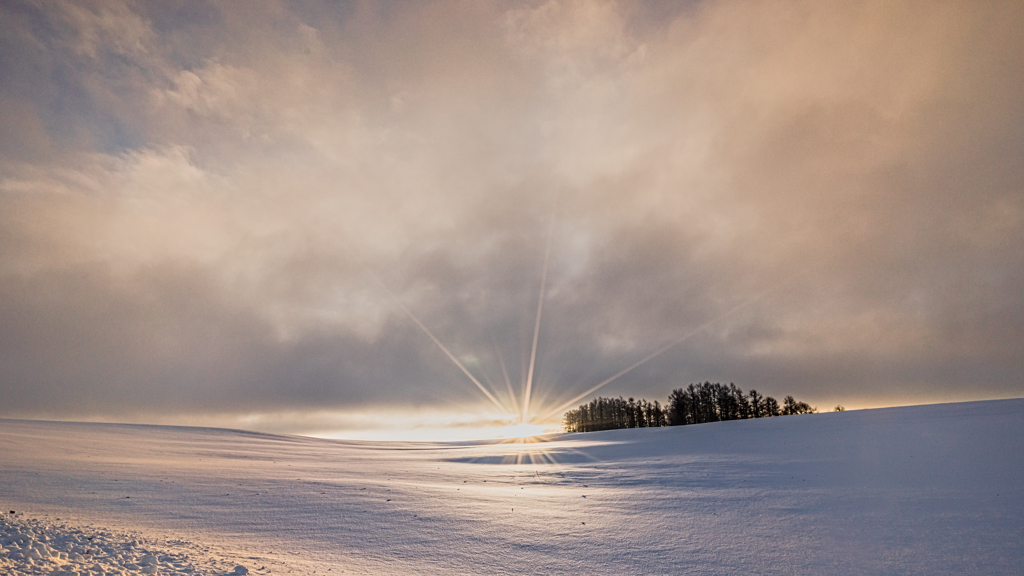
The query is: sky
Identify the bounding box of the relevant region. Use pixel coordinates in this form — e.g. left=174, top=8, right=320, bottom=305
left=0, top=0, right=1022, bottom=440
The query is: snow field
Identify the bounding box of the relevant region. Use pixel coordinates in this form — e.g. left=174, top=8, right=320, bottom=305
left=1, top=398, right=1022, bottom=574
left=0, top=513, right=255, bottom=576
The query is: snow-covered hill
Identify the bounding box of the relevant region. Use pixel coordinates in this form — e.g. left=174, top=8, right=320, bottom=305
left=2, top=399, right=1022, bottom=575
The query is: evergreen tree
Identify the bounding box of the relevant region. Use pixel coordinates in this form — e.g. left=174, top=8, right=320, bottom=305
left=782, top=395, right=816, bottom=415
left=748, top=389, right=764, bottom=418
left=565, top=383, right=819, bottom=433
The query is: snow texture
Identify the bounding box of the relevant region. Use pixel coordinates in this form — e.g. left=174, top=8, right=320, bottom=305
left=0, top=512, right=257, bottom=575
left=1, top=399, right=1022, bottom=575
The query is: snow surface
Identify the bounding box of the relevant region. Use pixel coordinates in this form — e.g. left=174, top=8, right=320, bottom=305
left=1, top=399, right=1022, bottom=575
left=0, top=512, right=252, bottom=576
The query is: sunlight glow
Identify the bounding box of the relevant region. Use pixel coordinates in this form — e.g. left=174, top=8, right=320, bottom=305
left=312, top=422, right=555, bottom=443
left=495, top=422, right=547, bottom=438
left=254, top=407, right=560, bottom=442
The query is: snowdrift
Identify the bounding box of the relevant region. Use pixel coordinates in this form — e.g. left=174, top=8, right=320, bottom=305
left=1, top=399, right=1022, bottom=575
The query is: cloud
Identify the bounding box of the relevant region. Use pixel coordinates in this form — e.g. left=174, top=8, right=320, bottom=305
left=0, top=0, right=1022, bottom=431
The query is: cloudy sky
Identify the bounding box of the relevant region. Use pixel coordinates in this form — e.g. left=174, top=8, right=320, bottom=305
left=1, top=0, right=1021, bottom=438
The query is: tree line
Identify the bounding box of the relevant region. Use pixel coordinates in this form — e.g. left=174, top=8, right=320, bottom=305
left=562, top=381, right=817, bottom=433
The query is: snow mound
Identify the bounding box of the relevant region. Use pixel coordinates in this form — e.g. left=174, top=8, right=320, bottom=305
left=0, top=513, right=251, bottom=576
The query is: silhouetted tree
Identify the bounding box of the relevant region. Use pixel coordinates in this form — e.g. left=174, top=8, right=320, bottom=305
left=748, top=389, right=764, bottom=418
left=563, top=394, right=679, bottom=432
left=648, top=400, right=666, bottom=427
left=782, top=395, right=816, bottom=415
left=564, top=384, right=819, bottom=433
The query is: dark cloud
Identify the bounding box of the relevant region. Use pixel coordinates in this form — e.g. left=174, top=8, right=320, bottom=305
left=0, top=0, right=1022, bottom=432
